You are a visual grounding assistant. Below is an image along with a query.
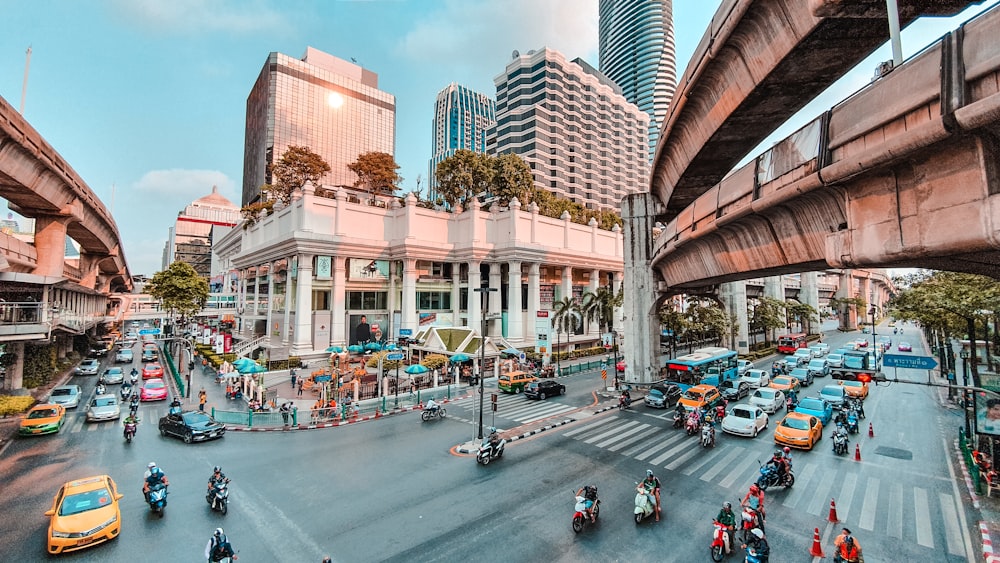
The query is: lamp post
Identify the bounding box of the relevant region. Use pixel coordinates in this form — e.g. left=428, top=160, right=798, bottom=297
left=961, top=348, right=972, bottom=437
left=473, top=286, right=497, bottom=441
left=869, top=302, right=877, bottom=353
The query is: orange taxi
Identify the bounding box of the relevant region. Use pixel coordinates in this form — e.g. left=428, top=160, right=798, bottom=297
left=677, top=384, right=723, bottom=412
left=19, top=404, right=66, bottom=436
left=45, top=475, right=123, bottom=554
left=840, top=379, right=870, bottom=399
left=774, top=411, right=823, bottom=450
left=769, top=375, right=800, bottom=394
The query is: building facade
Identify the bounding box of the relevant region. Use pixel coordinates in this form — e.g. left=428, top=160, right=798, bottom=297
left=241, top=47, right=396, bottom=205
left=162, top=186, right=240, bottom=277
left=427, top=83, right=496, bottom=201
left=598, top=0, right=677, bottom=160
left=490, top=48, right=649, bottom=212
left=212, top=184, right=624, bottom=359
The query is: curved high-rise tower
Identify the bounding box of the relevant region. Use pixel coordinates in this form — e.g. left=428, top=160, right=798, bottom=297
left=598, top=0, right=676, bottom=161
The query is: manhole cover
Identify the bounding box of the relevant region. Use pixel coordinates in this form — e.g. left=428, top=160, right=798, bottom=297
left=874, top=446, right=913, bottom=460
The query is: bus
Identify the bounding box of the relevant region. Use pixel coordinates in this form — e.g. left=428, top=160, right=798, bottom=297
left=776, top=332, right=808, bottom=355
left=664, top=347, right=738, bottom=387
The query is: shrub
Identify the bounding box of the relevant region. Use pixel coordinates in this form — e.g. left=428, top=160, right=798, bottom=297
left=365, top=351, right=401, bottom=371
left=22, top=343, right=57, bottom=389
left=421, top=354, right=448, bottom=370
left=0, top=395, right=35, bottom=417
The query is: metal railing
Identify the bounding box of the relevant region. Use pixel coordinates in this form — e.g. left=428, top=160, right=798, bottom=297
left=160, top=345, right=186, bottom=398
left=959, top=428, right=984, bottom=494
left=0, top=302, right=43, bottom=324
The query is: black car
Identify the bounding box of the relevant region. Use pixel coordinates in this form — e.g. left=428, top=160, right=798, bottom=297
left=158, top=411, right=226, bottom=443
left=524, top=380, right=566, bottom=400
left=719, top=379, right=750, bottom=401
left=643, top=382, right=683, bottom=408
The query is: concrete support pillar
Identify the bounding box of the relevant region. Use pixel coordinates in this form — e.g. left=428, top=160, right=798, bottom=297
left=719, top=282, right=749, bottom=354
left=836, top=270, right=854, bottom=331
left=32, top=215, right=68, bottom=277
left=489, top=263, right=502, bottom=336
left=2, top=341, right=25, bottom=391
left=291, top=254, right=314, bottom=355
left=282, top=264, right=293, bottom=344
left=526, top=263, right=540, bottom=342
left=621, top=193, right=661, bottom=385
left=332, top=256, right=347, bottom=346
left=401, top=258, right=417, bottom=336
left=451, top=264, right=461, bottom=327
left=468, top=262, right=481, bottom=334
left=800, top=271, right=820, bottom=335
left=78, top=252, right=102, bottom=290
left=507, top=261, right=523, bottom=341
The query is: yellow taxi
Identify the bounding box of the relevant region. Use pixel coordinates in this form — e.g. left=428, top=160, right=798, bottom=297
left=45, top=475, right=123, bottom=554
left=498, top=371, right=538, bottom=394
left=19, top=404, right=66, bottom=436
left=774, top=411, right=823, bottom=450
left=677, top=384, right=723, bottom=412
left=769, top=375, right=800, bottom=394
left=840, top=379, right=870, bottom=399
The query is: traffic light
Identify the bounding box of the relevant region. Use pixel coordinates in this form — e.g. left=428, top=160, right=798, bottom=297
left=856, top=374, right=872, bottom=383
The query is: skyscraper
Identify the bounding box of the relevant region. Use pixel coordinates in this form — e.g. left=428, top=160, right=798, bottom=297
left=491, top=48, right=648, bottom=212
left=599, top=0, right=676, bottom=160
left=242, top=47, right=396, bottom=205
left=427, top=83, right=496, bottom=202
left=162, top=185, right=240, bottom=276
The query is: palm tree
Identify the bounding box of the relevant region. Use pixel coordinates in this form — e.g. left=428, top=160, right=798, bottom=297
left=552, top=297, right=581, bottom=376
left=581, top=286, right=623, bottom=383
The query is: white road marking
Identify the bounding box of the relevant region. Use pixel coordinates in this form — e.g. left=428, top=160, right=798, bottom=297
left=858, top=476, right=879, bottom=531
left=912, top=487, right=933, bottom=548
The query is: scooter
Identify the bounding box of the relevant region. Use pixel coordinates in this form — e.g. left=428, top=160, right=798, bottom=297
left=672, top=411, right=685, bottom=429
left=756, top=461, right=794, bottom=491
left=740, top=505, right=764, bottom=542
left=420, top=406, right=447, bottom=422
left=572, top=488, right=600, bottom=533
left=744, top=542, right=769, bottom=563
left=833, top=427, right=850, bottom=455
left=685, top=415, right=700, bottom=436
left=711, top=519, right=733, bottom=561
left=96, top=383, right=107, bottom=395
left=701, top=421, right=716, bottom=448
left=845, top=410, right=859, bottom=434
left=120, top=384, right=132, bottom=401
left=207, top=480, right=229, bottom=515
left=147, top=483, right=168, bottom=517
left=123, top=420, right=137, bottom=444
left=618, top=394, right=632, bottom=410
left=477, top=434, right=506, bottom=465
left=633, top=482, right=656, bottom=524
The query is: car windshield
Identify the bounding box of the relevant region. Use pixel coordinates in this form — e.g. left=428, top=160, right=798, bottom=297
left=755, top=389, right=775, bottom=399
left=790, top=370, right=808, bottom=378
left=781, top=417, right=810, bottom=431
left=144, top=381, right=164, bottom=389
left=683, top=390, right=705, bottom=401
left=842, top=381, right=862, bottom=388
left=92, top=397, right=117, bottom=407
left=51, top=389, right=72, bottom=397
left=774, top=377, right=791, bottom=385
left=798, top=399, right=824, bottom=411
left=28, top=408, right=59, bottom=419
left=59, top=488, right=112, bottom=516
left=821, top=387, right=843, bottom=397
left=648, top=389, right=664, bottom=398
left=745, top=372, right=760, bottom=379
left=182, top=412, right=212, bottom=425
left=731, top=408, right=752, bottom=419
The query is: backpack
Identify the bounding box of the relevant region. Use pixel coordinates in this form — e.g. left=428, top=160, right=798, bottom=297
left=211, top=535, right=234, bottom=561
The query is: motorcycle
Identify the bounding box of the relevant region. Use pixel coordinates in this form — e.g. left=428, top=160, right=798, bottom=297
left=715, top=404, right=727, bottom=422
left=845, top=410, right=859, bottom=434
left=120, top=384, right=132, bottom=401
left=672, top=411, right=685, bottom=429
left=147, top=483, right=168, bottom=517
left=701, top=421, right=716, bottom=448
left=685, top=414, right=700, bottom=436
left=744, top=543, right=769, bottom=563
left=207, top=480, right=230, bottom=515
left=129, top=399, right=140, bottom=417
left=847, top=397, right=865, bottom=419
left=740, top=504, right=765, bottom=542
left=572, top=488, right=600, bottom=533
left=123, top=420, right=137, bottom=444
left=420, top=406, right=447, bottom=422
left=833, top=427, right=850, bottom=455
left=711, top=519, right=733, bottom=561
left=477, top=435, right=506, bottom=465
left=96, top=383, right=107, bottom=395
left=618, top=394, right=632, bottom=410
left=756, top=461, right=794, bottom=491
left=786, top=396, right=798, bottom=411
left=633, top=482, right=656, bottom=524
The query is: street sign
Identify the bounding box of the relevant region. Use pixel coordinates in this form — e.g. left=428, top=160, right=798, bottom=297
left=386, top=353, right=404, bottom=361
left=882, top=354, right=938, bottom=370
left=519, top=352, right=526, bottom=362
left=399, top=329, right=413, bottom=336
left=315, top=375, right=332, bottom=383
left=138, top=328, right=160, bottom=335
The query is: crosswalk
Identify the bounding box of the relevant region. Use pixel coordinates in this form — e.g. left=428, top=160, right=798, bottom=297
left=62, top=404, right=169, bottom=433
left=562, top=415, right=966, bottom=556
left=448, top=392, right=577, bottom=427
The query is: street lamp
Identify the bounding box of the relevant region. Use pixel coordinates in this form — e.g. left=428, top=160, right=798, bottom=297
left=869, top=304, right=877, bottom=352
left=473, top=286, right=497, bottom=441
left=961, top=348, right=972, bottom=437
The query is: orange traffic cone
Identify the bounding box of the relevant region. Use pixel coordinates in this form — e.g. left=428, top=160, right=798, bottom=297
left=828, top=498, right=839, bottom=522
left=374, top=407, right=381, bottom=418
left=810, top=527, right=826, bottom=557
left=868, top=423, right=874, bottom=437
left=855, top=443, right=862, bottom=461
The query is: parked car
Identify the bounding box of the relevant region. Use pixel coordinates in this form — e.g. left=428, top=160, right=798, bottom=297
left=789, top=367, right=813, bottom=387
left=115, top=349, right=133, bottom=363
left=741, top=369, right=770, bottom=389
left=819, top=385, right=847, bottom=410
left=750, top=387, right=785, bottom=414
left=898, top=342, right=913, bottom=352
left=158, top=410, right=226, bottom=443
left=643, top=382, right=683, bottom=408
left=48, top=385, right=82, bottom=409
left=806, top=359, right=830, bottom=379
left=737, top=359, right=754, bottom=375
left=774, top=412, right=824, bottom=450
left=719, top=379, right=751, bottom=401
left=794, top=397, right=834, bottom=426
left=86, top=395, right=121, bottom=422
left=19, top=404, right=67, bottom=436
left=721, top=404, right=769, bottom=437
left=826, top=353, right=844, bottom=369
left=677, top=384, right=723, bottom=412
left=44, top=475, right=123, bottom=554
left=100, top=367, right=125, bottom=385
left=76, top=359, right=100, bottom=376
left=524, top=380, right=565, bottom=400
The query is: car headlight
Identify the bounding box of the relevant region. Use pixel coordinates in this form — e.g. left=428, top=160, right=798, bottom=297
left=52, top=530, right=79, bottom=538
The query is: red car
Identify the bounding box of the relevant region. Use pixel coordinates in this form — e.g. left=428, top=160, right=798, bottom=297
left=142, top=363, right=164, bottom=379
left=140, top=378, right=168, bottom=401
left=616, top=361, right=626, bottom=372
left=898, top=342, right=913, bottom=352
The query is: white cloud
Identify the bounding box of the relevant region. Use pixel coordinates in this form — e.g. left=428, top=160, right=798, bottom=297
left=109, top=0, right=291, bottom=35
left=396, top=0, right=599, bottom=70
left=132, top=169, right=236, bottom=201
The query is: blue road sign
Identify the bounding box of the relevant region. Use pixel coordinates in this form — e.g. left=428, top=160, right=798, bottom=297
left=387, top=353, right=405, bottom=361
left=882, top=354, right=938, bottom=370
left=399, top=329, right=413, bottom=336
left=138, top=328, right=160, bottom=335
left=314, top=375, right=332, bottom=383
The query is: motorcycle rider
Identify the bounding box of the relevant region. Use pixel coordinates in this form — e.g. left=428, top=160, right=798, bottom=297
left=129, top=393, right=140, bottom=416
left=781, top=446, right=793, bottom=470
left=743, top=528, right=770, bottom=563
left=169, top=396, right=183, bottom=415
left=741, top=483, right=766, bottom=523
left=207, top=466, right=230, bottom=507
left=766, top=449, right=790, bottom=484
left=205, top=527, right=237, bottom=562
left=122, top=413, right=138, bottom=439
left=716, top=501, right=737, bottom=553
left=424, top=398, right=440, bottom=415
left=143, top=466, right=169, bottom=503
left=130, top=367, right=139, bottom=385
left=674, top=402, right=687, bottom=422
left=576, top=485, right=599, bottom=523
left=619, top=389, right=632, bottom=408
left=641, top=469, right=662, bottom=521
left=833, top=528, right=862, bottom=563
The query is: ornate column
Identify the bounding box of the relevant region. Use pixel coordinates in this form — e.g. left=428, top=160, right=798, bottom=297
left=507, top=261, right=523, bottom=341
left=401, top=258, right=417, bottom=336
left=291, top=254, right=314, bottom=355
left=332, top=256, right=347, bottom=346
left=489, top=262, right=502, bottom=336
left=561, top=266, right=573, bottom=303
left=451, top=264, right=461, bottom=327
left=526, top=263, right=540, bottom=342
left=468, top=261, right=481, bottom=332
left=282, top=261, right=292, bottom=344
left=265, top=261, right=276, bottom=343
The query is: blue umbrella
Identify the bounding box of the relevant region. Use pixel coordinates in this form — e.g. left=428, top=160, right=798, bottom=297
left=326, top=346, right=343, bottom=353
left=347, top=345, right=364, bottom=354
left=233, top=357, right=255, bottom=367
left=384, top=343, right=398, bottom=351
left=404, top=364, right=429, bottom=374
left=237, top=363, right=266, bottom=374
left=502, top=348, right=520, bottom=356
left=450, top=353, right=470, bottom=363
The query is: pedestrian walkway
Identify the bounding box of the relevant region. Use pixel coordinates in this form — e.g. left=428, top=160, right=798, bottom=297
left=448, top=392, right=578, bottom=426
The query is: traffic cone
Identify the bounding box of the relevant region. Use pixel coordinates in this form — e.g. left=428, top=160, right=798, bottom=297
left=810, top=527, right=826, bottom=557
left=868, top=423, right=874, bottom=437
left=855, top=443, right=862, bottom=461
left=828, top=498, right=839, bottom=522
left=374, top=407, right=381, bottom=418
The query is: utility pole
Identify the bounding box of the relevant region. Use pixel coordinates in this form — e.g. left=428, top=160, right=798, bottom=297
left=20, top=46, right=31, bottom=114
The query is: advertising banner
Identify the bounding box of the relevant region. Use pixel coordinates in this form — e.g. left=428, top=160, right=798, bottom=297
left=976, top=389, right=1000, bottom=435
left=535, top=311, right=551, bottom=364
left=348, top=259, right=390, bottom=280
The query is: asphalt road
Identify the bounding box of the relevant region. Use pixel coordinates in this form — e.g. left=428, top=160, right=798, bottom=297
left=0, top=324, right=977, bottom=562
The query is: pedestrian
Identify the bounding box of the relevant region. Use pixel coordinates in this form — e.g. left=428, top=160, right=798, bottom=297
left=198, top=388, right=207, bottom=412
left=279, top=402, right=290, bottom=427
left=297, top=379, right=304, bottom=397
left=290, top=368, right=297, bottom=390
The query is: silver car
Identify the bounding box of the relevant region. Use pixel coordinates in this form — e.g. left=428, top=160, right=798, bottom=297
left=76, top=359, right=100, bottom=376
left=101, top=367, right=125, bottom=385
left=48, top=385, right=82, bottom=409
left=86, top=394, right=121, bottom=422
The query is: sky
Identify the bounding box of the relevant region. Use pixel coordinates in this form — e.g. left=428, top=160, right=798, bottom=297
left=1, top=0, right=996, bottom=277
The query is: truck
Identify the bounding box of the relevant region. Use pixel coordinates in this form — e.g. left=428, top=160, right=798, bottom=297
left=831, top=350, right=880, bottom=381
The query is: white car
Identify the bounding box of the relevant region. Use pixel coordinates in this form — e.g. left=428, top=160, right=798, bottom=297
left=48, top=385, right=82, bottom=409
left=813, top=343, right=830, bottom=355
left=826, top=353, right=844, bottom=368
left=741, top=369, right=770, bottom=389
left=807, top=345, right=825, bottom=358
left=750, top=387, right=785, bottom=414
left=737, top=359, right=754, bottom=375
left=76, top=359, right=100, bottom=376
left=721, top=404, right=769, bottom=437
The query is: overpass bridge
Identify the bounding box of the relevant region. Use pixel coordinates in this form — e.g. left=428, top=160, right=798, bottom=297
left=624, top=0, right=984, bottom=379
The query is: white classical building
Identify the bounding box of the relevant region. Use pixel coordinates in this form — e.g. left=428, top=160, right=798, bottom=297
left=212, top=184, right=625, bottom=360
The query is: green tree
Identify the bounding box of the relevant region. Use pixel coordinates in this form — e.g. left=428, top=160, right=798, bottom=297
left=491, top=153, right=534, bottom=206
left=434, top=149, right=493, bottom=209
left=552, top=297, right=581, bottom=373
left=685, top=298, right=732, bottom=351
left=784, top=300, right=819, bottom=334
left=269, top=146, right=331, bottom=203
left=348, top=151, right=402, bottom=195
left=580, top=286, right=622, bottom=336
left=829, top=296, right=867, bottom=328
left=659, top=301, right=689, bottom=357
left=748, top=296, right=786, bottom=346
left=146, top=262, right=210, bottom=323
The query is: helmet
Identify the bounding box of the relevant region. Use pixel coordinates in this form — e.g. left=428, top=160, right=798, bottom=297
left=213, top=466, right=221, bottom=473
left=215, top=527, right=224, bottom=537
left=147, top=462, right=156, bottom=469
left=750, top=484, right=760, bottom=493
left=773, top=449, right=783, bottom=458
left=723, top=501, right=732, bottom=510
left=488, top=427, right=497, bottom=433
left=751, top=528, right=764, bottom=540
left=152, top=468, right=162, bottom=477
left=646, top=469, right=653, bottom=477
left=783, top=447, right=791, bottom=454
left=845, top=535, right=854, bottom=545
